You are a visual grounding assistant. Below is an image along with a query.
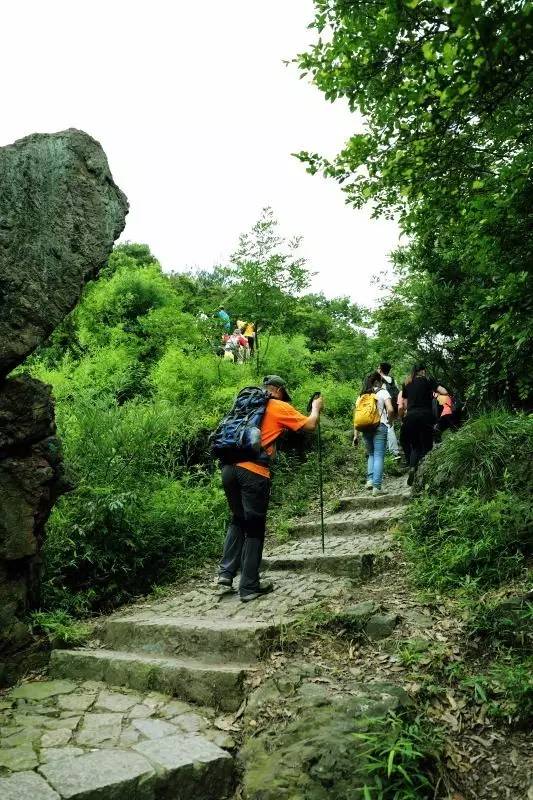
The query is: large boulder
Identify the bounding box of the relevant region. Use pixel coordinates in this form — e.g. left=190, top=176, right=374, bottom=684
left=0, top=376, right=64, bottom=564
left=0, top=130, right=127, bottom=683
left=0, top=128, right=128, bottom=377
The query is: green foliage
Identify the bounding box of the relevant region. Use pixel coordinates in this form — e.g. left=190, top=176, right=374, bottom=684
left=465, top=592, right=533, bottom=652
left=226, top=206, right=311, bottom=330
left=460, top=656, right=533, bottom=727
left=402, top=488, right=531, bottom=591
left=26, top=232, right=373, bottom=615
left=401, top=411, right=532, bottom=591
left=353, top=711, right=444, bottom=800
left=30, top=611, right=91, bottom=647
left=296, top=1, right=533, bottom=404
left=417, top=411, right=533, bottom=498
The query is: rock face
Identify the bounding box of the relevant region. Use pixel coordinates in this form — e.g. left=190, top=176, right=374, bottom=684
left=0, top=128, right=128, bottom=377
left=0, top=129, right=127, bottom=681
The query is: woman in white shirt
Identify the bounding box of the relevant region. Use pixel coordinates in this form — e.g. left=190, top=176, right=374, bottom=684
left=353, top=372, right=394, bottom=495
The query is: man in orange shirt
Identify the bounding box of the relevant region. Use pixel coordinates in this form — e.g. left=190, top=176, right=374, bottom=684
left=217, top=375, right=324, bottom=602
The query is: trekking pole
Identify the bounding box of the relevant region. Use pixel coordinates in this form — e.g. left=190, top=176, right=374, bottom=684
left=308, top=392, right=325, bottom=553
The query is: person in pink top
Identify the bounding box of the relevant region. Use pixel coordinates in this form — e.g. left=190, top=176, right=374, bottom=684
left=435, top=391, right=455, bottom=434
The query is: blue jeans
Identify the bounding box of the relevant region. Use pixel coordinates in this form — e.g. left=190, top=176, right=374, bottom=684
left=362, top=423, right=388, bottom=489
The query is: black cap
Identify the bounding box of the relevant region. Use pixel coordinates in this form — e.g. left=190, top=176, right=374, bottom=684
left=263, top=375, right=291, bottom=402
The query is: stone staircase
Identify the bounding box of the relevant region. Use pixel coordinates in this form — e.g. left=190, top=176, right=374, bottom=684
left=0, top=477, right=409, bottom=800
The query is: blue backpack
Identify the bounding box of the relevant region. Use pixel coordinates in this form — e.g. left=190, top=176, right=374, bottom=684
left=210, top=386, right=270, bottom=465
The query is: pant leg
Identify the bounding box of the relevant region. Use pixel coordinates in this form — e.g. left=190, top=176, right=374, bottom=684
left=236, top=467, right=271, bottom=596
left=420, top=415, right=434, bottom=460
left=362, top=430, right=374, bottom=482
left=219, top=465, right=245, bottom=580
left=371, top=424, right=388, bottom=488
left=405, top=412, right=432, bottom=469
left=399, top=423, right=410, bottom=463
left=436, top=414, right=453, bottom=434
left=387, top=424, right=399, bottom=455
left=402, top=414, right=419, bottom=469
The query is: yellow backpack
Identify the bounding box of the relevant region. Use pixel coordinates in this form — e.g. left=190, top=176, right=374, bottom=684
left=353, top=393, right=380, bottom=431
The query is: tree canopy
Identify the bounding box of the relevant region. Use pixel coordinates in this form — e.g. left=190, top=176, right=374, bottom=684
left=296, top=0, right=533, bottom=403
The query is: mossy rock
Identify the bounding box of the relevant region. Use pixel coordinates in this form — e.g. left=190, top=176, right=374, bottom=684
left=241, top=679, right=410, bottom=800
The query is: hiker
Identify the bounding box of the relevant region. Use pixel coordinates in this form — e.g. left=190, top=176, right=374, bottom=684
left=378, top=362, right=401, bottom=461
left=243, top=321, right=256, bottom=356
left=216, top=376, right=324, bottom=602
left=353, top=372, right=394, bottom=496
left=223, top=329, right=248, bottom=362
left=401, top=364, right=449, bottom=485
left=396, top=382, right=411, bottom=463
left=434, top=391, right=455, bottom=434
left=216, top=306, right=231, bottom=332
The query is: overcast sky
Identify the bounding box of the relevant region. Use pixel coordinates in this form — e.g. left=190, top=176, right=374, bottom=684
left=1, top=0, right=399, bottom=305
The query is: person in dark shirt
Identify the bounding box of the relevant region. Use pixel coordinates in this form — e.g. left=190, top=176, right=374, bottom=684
left=401, top=364, right=449, bottom=485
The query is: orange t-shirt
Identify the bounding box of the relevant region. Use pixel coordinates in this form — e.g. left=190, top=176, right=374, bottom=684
left=237, top=398, right=308, bottom=478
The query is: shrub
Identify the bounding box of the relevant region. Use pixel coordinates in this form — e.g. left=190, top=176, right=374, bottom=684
left=30, top=611, right=91, bottom=648
left=418, top=410, right=533, bottom=499
left=402, top=489, right=531, bottom=591
left=42, top=475, right=227, bottom=613
left=460, top=656, right=533, bottom=727
left=402, top=411, right=533, bottom=593
left=352, top=711, right=444, bottom=800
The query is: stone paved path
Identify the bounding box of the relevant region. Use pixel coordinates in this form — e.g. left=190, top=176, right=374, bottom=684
left=0, top=476, right=409, bottom=799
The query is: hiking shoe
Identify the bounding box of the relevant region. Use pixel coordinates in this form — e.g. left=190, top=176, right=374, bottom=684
left=240, top=583, right=274, bottom=603
left=365, top=481, right=373, bottom=490
left=407, top=468, right=416, bottom=487
left=216, top=576, right=235, bottom=593
left=372, top=487, right=383, bottom=497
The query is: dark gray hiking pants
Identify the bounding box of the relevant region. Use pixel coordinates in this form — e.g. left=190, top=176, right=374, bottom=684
left=218, top=465, right=271, bottom=596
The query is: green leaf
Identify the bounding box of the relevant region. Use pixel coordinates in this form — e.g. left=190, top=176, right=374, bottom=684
left=422, top=42, right=435, bottom=60
left=443, top=42, right=457, bottom=63
left=387, top=748, right=396, bottom=777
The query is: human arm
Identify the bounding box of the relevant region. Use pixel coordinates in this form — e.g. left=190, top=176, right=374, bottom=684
left=397, top=393, right=406, bottom=418
left=435, top=384, right=449, bottom=395
left=385, top=397, right=394, bottom=425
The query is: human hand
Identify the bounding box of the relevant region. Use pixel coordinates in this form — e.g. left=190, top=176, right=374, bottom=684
left=312, top=396, right=324, bottom=413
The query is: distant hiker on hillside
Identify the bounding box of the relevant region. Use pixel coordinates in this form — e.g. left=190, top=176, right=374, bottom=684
left=353, top=372, right=394, bottom=496
left=216, top=306, right=231, bottom=332
left=377, top=361, right=401, bottom=461
left=401, top=364, right=449, bottom=485
left=213, top=376, right=324, bottom=602
left=243, top=321, right=256, bottom=356
left=223, top=329, right=248, bottom=362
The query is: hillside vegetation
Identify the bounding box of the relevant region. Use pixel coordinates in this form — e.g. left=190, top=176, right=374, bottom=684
left=27, top=217, right=376, bottom=615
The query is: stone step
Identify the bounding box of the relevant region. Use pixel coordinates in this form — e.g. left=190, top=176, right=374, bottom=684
left=262, top=533, right=393, bottom=579
left=50, top=649, right=254, bottom=712
left=104, top=615, right=277, bottom=664
left=288, top=506, right=402, bottom=539
left=334, top=492, right=410, bottom=512
left=0, top=736, right=233, bottom=800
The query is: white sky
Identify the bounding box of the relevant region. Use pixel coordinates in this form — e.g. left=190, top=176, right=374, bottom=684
left=1, top=0, right=399, bottom=305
